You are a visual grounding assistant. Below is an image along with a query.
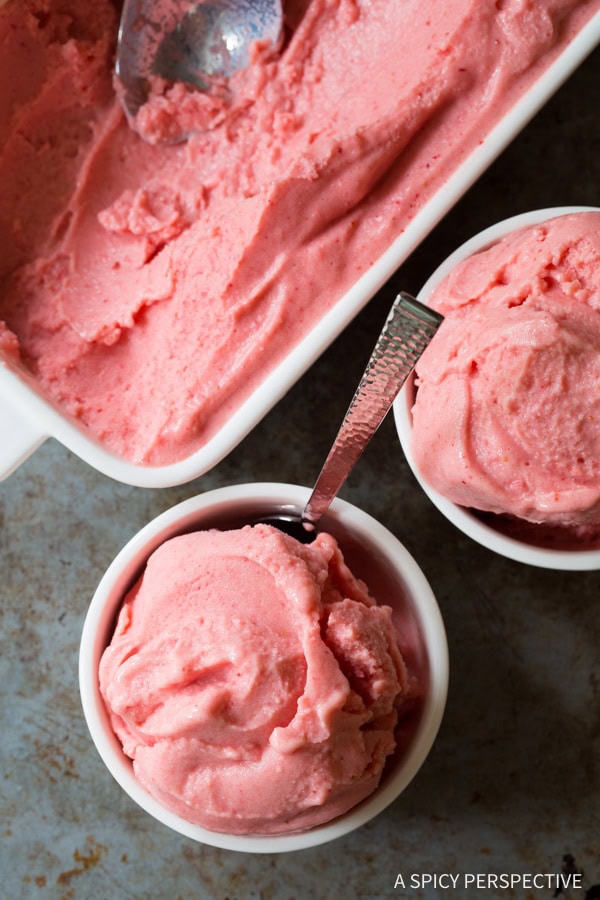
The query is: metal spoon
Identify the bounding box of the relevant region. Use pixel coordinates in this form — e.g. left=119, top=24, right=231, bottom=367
left=258, top=292, right=444, bottom=542
left=116, top=0, right=283, bottom=122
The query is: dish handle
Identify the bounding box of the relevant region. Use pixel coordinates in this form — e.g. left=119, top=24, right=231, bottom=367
left=0, top=392, right=47, bottom=480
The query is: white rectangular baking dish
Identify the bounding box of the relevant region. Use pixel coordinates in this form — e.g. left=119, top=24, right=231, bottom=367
left=1, top=12, right=599, bottom=488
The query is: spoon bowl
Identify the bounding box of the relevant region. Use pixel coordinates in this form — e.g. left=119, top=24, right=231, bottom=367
left=116, top=0, right=283, bottom=122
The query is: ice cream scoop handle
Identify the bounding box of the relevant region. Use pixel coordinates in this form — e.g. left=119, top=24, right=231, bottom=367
left=302, top=292, right=443, bottom=528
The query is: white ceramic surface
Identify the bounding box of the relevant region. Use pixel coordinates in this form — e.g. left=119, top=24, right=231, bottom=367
left=2, top=13, right=600, bottom=487
left=394, top=206, right=600, bottom=571
left=79, top=482, right=449, bottom=853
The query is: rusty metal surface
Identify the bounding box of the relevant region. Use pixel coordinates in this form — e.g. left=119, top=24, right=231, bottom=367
left=1, top=46, right=599, bottom=900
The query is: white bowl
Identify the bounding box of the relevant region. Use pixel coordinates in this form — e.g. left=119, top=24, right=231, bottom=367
left=394, top=206, right=600, bottom=571
left=3, top=13, right=600, bottom=487
left=79, top=482, right=448, bottom=853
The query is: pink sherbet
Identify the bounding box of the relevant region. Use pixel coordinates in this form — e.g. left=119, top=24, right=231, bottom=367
left=1, top=1, right=599, bottom=464
left=411, top=212, right=600, bottom=529
left=99, top=524, right=411, bottom=835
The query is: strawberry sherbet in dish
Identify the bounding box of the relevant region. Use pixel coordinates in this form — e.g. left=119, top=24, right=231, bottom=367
left=2, top=0, right=600, bottom=465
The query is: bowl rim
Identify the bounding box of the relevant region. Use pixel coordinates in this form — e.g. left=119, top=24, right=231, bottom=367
left=393, top=205, right=600, bottom=571
left=79, top=482, right=449, bottom=853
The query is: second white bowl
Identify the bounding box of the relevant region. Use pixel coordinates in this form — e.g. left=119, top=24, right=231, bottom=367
left=394, top=206, right=600, bottom=571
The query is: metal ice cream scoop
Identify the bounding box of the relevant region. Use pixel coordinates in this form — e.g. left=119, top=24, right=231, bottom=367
left=116, top=0, right=283, bottom=120
left=258, top=292, right=444, bottom=541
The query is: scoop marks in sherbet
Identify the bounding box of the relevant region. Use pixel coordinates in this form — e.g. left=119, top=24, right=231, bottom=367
left=2, top=0, right=599, bottom=464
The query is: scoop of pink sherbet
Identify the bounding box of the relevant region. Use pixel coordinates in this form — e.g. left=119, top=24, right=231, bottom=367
left=411, top=212, right=600, bottom=529
left=99, top=524, right=411, bottom=835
